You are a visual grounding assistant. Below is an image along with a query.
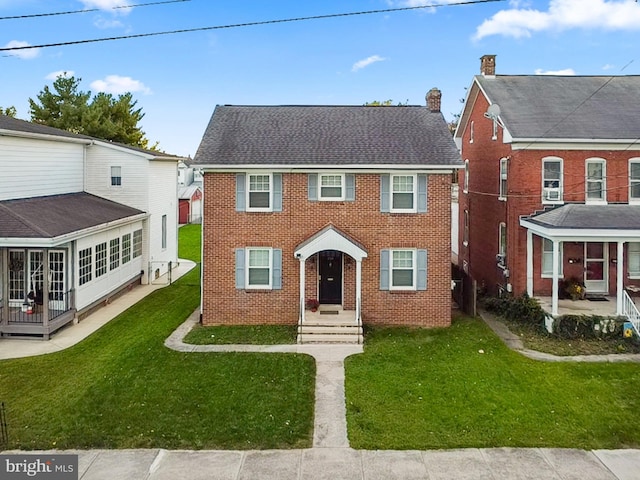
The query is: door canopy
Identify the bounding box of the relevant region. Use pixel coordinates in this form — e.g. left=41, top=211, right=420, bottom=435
left=294, top=224, right=367, bottom=261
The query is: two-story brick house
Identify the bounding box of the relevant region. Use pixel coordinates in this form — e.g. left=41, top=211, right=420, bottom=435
left=192, top=95, right=462, bottom=342
left=455, top=55, right=640, bottom=317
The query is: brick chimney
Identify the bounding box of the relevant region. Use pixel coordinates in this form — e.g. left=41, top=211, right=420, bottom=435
left=426, top=88, right=441, bottom=112
left=480, top=54, right=496, bottom=76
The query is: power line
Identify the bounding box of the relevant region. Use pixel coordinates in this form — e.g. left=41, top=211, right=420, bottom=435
left=0, top=0, right=191, bottom=21
left=0, top=0, right=505, bottom=53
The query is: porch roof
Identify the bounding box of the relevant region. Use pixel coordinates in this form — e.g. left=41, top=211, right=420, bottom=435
left=520, top=204, right=640, bottom=240
left=294, top=224, right=367, bottom=261
left=0, top=192, right=145, bottom=241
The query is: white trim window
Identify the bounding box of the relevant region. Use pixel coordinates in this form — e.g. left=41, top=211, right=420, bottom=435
left=109, top=238, right=120, bottom=271
left=391, top=174, right=416, bottom=212
left=247, top=248, right=272, bottom=289
left=469, top=121, right=474, bottom=144
left=542, top=157, right=563, bottom=203
left=96, top=242, right=107, bottom=278
left=629, top=159, right=640, bottom=204
left=132, top=229, right=143, bottom=258
left=498, top=223, right=507, bottom=268
left=628, top=242, right=640, bottom=278
left=499, top=158, right=508, bottom=200
left=161, top=214, right=167, bottom=250
left=463, top=209, right=469, bottom=247
left=390, top=249, right=416, bottom=290
left=122, top=233, right=131, bottom=264
left=463, top=160, right=469, bottom=194
left=319, top=174, right=345, bottom=201
left=111, top=166, right=122, bottom=186
left=247, top=174, right=272, bottom=211
left=586, top=158, right=606, bottom=203
left=79, top=247, right=92, bottom=286
left=542, top=238, right=563, bottom=278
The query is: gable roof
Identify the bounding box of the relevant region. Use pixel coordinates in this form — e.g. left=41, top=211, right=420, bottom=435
left=0, top=192, right=145, bottom=240
left=471, top=75, right=640, bottom=141
left=192, top=105, right=462, bottom=168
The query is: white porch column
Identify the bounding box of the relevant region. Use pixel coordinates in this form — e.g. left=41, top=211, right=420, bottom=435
left=299, top=258, right=305, bottom=323
left=551, top=240, right=560, bottom=316
left=526, top=230, right=534, bottom=296
left=356, top=259, right=362, bottom=323
left=617, top=241, right=624, bottom=315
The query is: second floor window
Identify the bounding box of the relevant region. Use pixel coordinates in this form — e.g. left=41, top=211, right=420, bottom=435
left=463, top=210, right=469, bottom=246
left=319, top=174, right=344, bottom=200
left=542, top=158, right=563, bottom=203
left=248, top=174, right=271, bottom=210
left=463, top=160, right=469, bottom=193
left=630, top=160, right=640, bottom=203
left=586, top=158, right=606, bottom=203
left=391, top=175, right=416, bottom=212
left=111, top=166, right=122, bottom=186
left=499, top=158, right=508, bottom=200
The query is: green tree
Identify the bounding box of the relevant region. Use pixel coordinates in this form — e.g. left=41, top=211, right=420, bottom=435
left=29, top=74, right=154, bottom=148
left=0, top=106, right=17, bottom=117
left=364, top=99, right=408, bottom=106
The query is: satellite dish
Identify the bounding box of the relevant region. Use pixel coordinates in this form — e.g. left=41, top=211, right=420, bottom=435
left=486, top=103, right=501, bottom=118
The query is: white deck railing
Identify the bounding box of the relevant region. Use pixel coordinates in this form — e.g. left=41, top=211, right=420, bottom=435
left=622, top=290, right=640, bottom=337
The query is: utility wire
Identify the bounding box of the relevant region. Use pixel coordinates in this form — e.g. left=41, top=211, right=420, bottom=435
left=0, top=0, right=505, bottom=53
left=0, top=0, right=191, bottom=21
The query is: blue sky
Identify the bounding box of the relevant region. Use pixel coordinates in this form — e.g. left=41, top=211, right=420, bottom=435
left=1, top=0, right=639, bottom=156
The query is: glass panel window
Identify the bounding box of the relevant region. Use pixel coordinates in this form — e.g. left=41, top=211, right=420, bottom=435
left=586, top=159, right=605, bottom=202
left=28, top=251, right=44, bottom=297
left=499, top=158, right=508, bottom=200
left=111, top=166, right=122, bottom=186
left=96, top=242, right=107, bottom=277
left=110, top=238, right=120, bottom=271
left=79, top=247, right=92, bottom=285
left=391, top=250, right=415, bottom=289
left=391, top=175, right=416, bottom=212
left=499, top=223, right=507, bottom=256
left=463, top=210, right=469, bottom=246
left=161, top=214, right=167, bottom=250
left=8, top=250, right=25, bottom=302
left=49, top=250, right=65, bottom=300
left=132, top=229, right=143, bottom=258
left=629, top=243, right=640, bottom=277
left=248, top=174, right=271, bottom=210
left=630, top=161, right=640, bottom=201
left=463, top=160, right=469, bottom=193
left=542, top=238, right=563, bottom=277
left=122, top=234, right=131, bottom=264
left=247, top=248, right=271, bottom=288
left=542, top=158, right=563, bottom=202
left=319, top=174, right=344, bottom=200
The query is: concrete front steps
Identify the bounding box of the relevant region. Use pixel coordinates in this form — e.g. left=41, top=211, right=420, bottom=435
left=297, top=308, right=363, bottom=344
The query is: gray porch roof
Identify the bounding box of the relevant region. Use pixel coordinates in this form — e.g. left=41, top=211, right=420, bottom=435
left=192, top=105, right=463, bottom=168
left=522, top=204, right=640, bottom=230
left=0, top=192, right=145, bottom=239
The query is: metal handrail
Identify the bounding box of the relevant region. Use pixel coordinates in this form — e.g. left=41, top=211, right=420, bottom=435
left=622, top=290, right=640, bottom=337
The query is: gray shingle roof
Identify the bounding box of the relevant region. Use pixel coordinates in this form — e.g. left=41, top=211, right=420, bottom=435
left=524, top=204, right=640, bottom=230
left=476, top=75, right=640, bottom=140
left=0, top=193, right=145, bottom=239
left=192, top=105, right=462, bottom=167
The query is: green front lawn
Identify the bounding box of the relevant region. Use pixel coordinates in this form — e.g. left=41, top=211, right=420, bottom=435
left=0, top=225, right=315, bottom=450
left=346, top=316, right=640, bottom=450
left=184, top=325, right=297, bottom=345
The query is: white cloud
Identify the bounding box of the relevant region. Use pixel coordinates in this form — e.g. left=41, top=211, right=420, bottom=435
left=3, top=40, right=39, bottom=59
left=94, top=17, right=124, bottom=28
left=602, top=64, right=615, bottom=70
left=46, top=70, right=75, bottom=80
left=534, top=68, right=576, bottom=75
left=474, top=0, right=640, bottom=40
left=352, top=55, right=388, bottom=72
left=80, top=0, right=131, bottom=10
left=90, top=75, right=151, bottom=95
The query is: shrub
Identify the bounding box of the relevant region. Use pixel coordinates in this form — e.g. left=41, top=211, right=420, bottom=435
left=553, top=315, right=623, bottom=340
left=482, top=292, right=546, bottom=327
left=559, top=277, right=586, bottom=300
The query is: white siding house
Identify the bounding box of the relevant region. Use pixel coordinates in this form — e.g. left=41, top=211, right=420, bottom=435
left=0, top=115, right=184, bottom=339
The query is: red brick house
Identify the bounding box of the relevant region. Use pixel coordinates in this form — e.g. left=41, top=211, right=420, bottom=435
left=192, top=96, right=462, bottom=342
left=455, top=55, right=640, bottom=320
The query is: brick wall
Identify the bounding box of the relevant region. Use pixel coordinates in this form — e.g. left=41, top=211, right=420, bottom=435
left=202, top=172, right=452, bottom=327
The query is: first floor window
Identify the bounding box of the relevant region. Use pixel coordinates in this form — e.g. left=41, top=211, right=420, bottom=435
left=79, top=247, right=92, bottom=285
left=247, top=248, right=271, bottom=288
left=391, top=250, right=415, bottom=289
left=122, top=233, right=131, bottom=264
left=132, top=229, right=143, bottom=258
left=110, top=238, right=120, bottom=270
left=111, top=166, right=122, bottom=186
left=161, top=215, right=167, bottom=250
left=248, top=174, right=271, bottom=210
left=498, top=223, right=507, bottom=258
left=463, top=210, right=469, bottom=246
left=629, top=243, right=640, bottom=277
left=391, top=175, right=416, bottom=212
left=96, top=242, right=107, bottom=277
left=542, top=238, right=563, bottom=277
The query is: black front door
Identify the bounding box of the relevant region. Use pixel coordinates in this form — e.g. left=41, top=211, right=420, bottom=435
left=319, top=250, right=342, bottom=304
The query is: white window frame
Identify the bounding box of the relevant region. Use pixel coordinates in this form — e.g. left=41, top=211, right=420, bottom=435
left=109, top=238, right=120, bottom=271
left=498, top=157, right=508, bottom=201
left=497, top=223, right=507, bottom=269
left=319, top=173, right=345, bottom=201
left=246, top=173, right=273, bottom=212
left=79, top=247, right=92, bottom=286
left=586, top=158, right=606, bottom=204
left=469, top=121, right=474, bottom=144
left=542, top=157, right=563, bottom=204
left=541, top=238, right=564, bottom=278
left=629, top=158, right=640, bottom=204
left=463, top=160, right=469, bottom=194
left=246, top=247, right=272, bottom=289
left=111, top=166, right=122, bottom=187
left=390, top=174, right=417, bottom=213
left=389, top=249, right=417, bottom=291
left=122, top=233, right=131, bottom=264
left=96, top=242, right=107, bottom=278
left=463, top=209, right=469, bottom=247
left=132, top=229, right=143, bottom=258
left=161, top=214, right=167, bottom=250
left=628, top=242, right=640, bottom=279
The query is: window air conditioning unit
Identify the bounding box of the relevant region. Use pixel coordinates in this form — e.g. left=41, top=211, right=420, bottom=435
left=495, top=253, right=506, bottom=267
left=543, top=188, right=561, bottom=201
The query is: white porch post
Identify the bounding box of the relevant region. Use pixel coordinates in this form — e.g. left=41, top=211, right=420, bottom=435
left=551, top=240, right=559, bottom=316
left=617, top=241, right=624, bottom=315
left=299, top=258, right=305, bottom=323
left=526, top=230, right=534, bottom=296
left=356, top=259, right=362, bottom=322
